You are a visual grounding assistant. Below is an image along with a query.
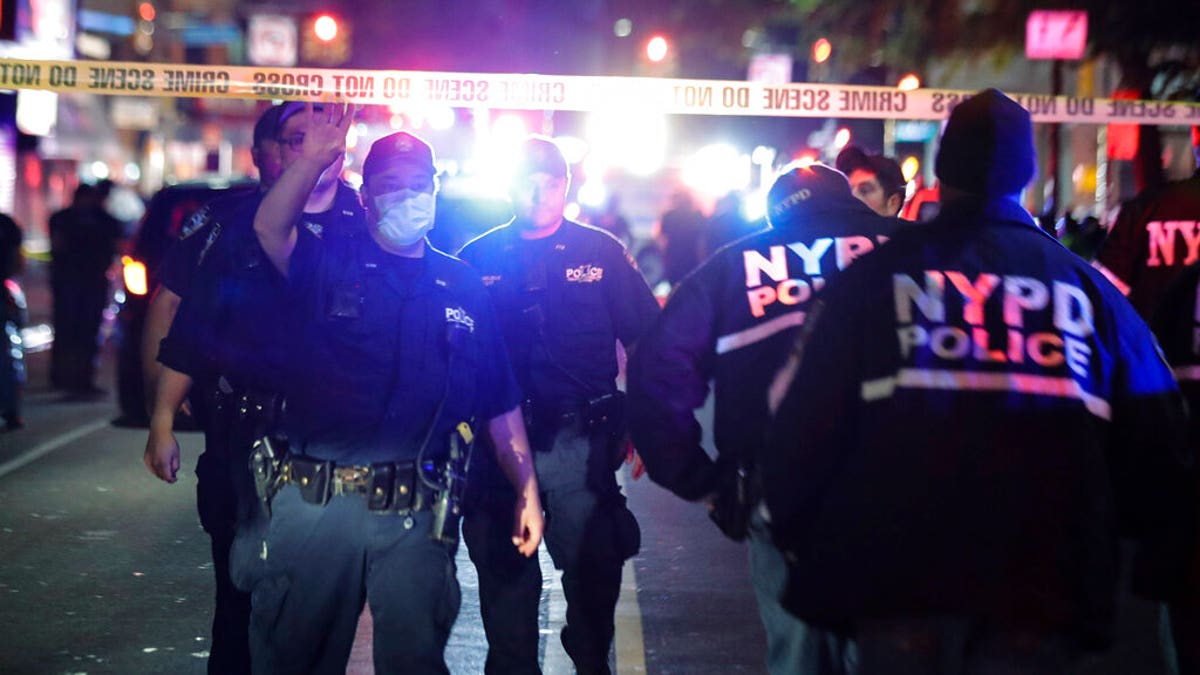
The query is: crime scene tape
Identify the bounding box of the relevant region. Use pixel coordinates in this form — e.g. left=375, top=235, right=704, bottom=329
left=1, top=57, right=1198, bottom=126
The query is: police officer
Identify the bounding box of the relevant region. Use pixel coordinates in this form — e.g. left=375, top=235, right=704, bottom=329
left=1147, top=268, right=1200, bottom=675
left=251, top=105, right=543, bottom=674
left=141, top=102, right=365, bottom=675
left=143, top=100, right=363, bottom=412
left=627, top=163, right=907, bottom=675
left=1095, top=126, right=1200, bottom=320
left=835, top=145, right=908, bottom=217
left=458, top=136, right=659, bottom=675
left=765, top=89, right=1195, bottom=673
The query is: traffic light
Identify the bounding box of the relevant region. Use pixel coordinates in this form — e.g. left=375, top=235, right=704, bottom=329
left=302, top=13, right=350, bottom=65
left=811, top=38, right=832, bottom=64
left=645, top=35, right=668, bottom=63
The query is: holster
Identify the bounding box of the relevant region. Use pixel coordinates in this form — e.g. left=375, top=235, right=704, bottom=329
left=429, top=423, right=475, bottom=545
left=583, top=391, right=626, bottom=437
left=249, top=436, right=287, bottom=516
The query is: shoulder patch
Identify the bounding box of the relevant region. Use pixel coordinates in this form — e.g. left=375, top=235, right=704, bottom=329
left=179, top=204, right=213, bottom=239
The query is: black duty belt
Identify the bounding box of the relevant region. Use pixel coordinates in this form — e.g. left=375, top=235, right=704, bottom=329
left=280, top=456, right=441, bottom=511
left=522, top=392, right=625, bottom=437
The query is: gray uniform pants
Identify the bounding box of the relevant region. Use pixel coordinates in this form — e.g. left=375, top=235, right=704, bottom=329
left=463, top=422, right=638, bottom=675
left=246, top=485, right=460, bottom=675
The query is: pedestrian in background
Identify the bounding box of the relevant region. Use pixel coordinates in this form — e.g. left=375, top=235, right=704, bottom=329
left=765, top=89, right=1195, bottom=674
left=658, top=190, right=706, bottom=287
left=49, top=181, right=123, bottom=395
left=628, top=162, right=908, bottom=675
left=835, top=145, right=908, bottom=217
left=459, top=136, right=658, bottom=675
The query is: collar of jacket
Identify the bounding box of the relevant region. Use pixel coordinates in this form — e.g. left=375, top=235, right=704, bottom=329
left=938, top=194, right=1039, bottom=230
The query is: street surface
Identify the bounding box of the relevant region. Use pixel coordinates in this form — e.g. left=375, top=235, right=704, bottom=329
left=0, top=268, right=1178, bottom=674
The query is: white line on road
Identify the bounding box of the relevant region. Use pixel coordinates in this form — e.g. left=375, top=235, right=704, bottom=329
left=0, top=418, right=110, bottom=479
left=614, top=469, right=647, bottom=674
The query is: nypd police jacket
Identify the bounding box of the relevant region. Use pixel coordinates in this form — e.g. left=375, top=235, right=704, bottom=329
left=627, top=194, right=908, bottom=502
left=766, top=196, right=1194, bottom=644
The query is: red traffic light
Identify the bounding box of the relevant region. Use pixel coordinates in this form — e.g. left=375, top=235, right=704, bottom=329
left=313, top=14, right=339, bottom=42
left=137, top=2, right=155, bottom=21
left=646, top=35, right=668, bottom=62
left=812, top=38, right=832, bottom=64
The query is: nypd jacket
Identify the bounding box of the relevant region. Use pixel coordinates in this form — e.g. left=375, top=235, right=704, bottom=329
left=766, top=196, right=1194, bottom=643
left=1096, top=171, right=1200, bottom=320
left=626, top=195, right=908, bottom=501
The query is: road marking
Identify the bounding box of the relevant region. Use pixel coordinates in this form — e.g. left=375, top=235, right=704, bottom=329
left=615, top=559, right=646, bottom=673
left=0, top=419, right=109, bottom=479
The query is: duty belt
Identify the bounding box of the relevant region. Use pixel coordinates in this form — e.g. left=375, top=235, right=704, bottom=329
left=281, top=456, right=442, bottom=511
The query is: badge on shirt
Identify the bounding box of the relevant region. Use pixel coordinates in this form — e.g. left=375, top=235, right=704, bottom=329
left=565, top=264, right=604, bottom=283
left=445, top=306, right=476, bottom=333
left=304, top=220, right=324, bottom=238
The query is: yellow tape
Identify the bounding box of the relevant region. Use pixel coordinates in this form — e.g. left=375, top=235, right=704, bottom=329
left=0, top=57, right=1198, bottom=126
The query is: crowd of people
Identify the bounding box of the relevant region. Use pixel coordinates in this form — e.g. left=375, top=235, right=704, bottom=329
left=125, top=90, right=1199, bottom=675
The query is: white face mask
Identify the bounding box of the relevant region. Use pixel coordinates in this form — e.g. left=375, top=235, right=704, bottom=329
left=374, top=190, right=435, bottom=247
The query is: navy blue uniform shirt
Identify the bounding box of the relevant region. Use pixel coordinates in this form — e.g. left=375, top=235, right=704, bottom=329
left=458, top=220, right=659, bottom=411
left=160, top=181, right=363, bottom=299
left=158, top=185, right=366, bottom=395
left=284, top=230, right=521, bottom=466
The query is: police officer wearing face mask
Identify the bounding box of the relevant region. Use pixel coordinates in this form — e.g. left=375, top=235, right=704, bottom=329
left=458, top=136, right=660, bottom=675
left=250, top=108, right=545, bottom=674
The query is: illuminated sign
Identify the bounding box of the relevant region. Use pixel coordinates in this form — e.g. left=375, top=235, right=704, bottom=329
left=1026, top=10, right=1088, bottom=60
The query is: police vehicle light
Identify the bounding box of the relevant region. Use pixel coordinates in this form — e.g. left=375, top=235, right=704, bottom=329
left=578, top=180, right=607, bottom=208
left=586, top=111, right=667, bottom=177
left=554, top=136, right=589, bottom=165
left=682, top=143, right=751, bottom=198
left=901, top=156, right=920, bottom=182
left=122, top=256, right=148, bottom=296
left=646, top=35, right=669, bottom=63
left=793, top=152, right=818, bottom=169
left=313, top=14, right=338, bottom=43
left=427, top=105, right=456, bottom=131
